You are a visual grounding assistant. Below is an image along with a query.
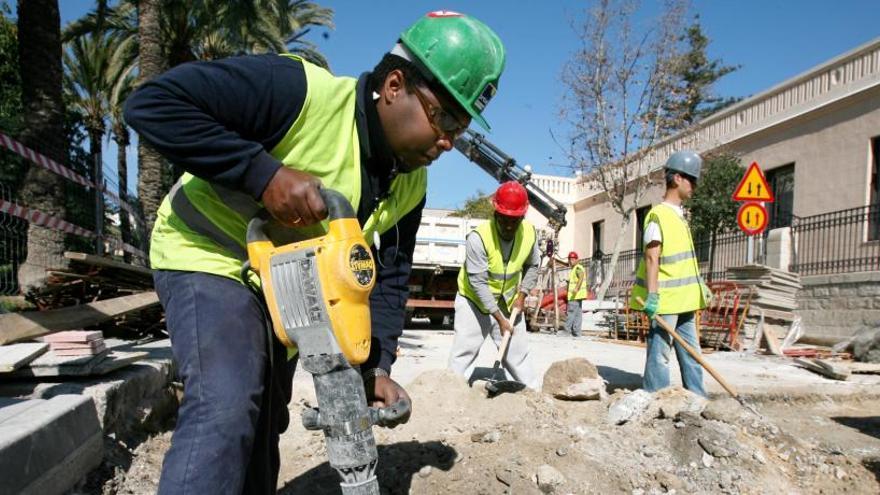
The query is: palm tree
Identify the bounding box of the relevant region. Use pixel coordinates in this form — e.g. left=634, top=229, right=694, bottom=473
left=108, top=58, right=138, bottom=261
left=135, top=0, right=165, bottom=236
left=64, top=33, right=135, bottom=254
left=16, top=0, right=68, bottom=293
left=65, top=0, right=335, bottom=236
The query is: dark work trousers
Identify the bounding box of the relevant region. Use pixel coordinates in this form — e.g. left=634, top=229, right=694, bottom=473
left=154, top=270, right=297, bottom=494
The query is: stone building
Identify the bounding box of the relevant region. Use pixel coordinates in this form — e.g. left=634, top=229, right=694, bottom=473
left=524, top=37, right=880, bottom=342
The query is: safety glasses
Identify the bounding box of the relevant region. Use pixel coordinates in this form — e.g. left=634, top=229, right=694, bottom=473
left=411, top=85, right=468, bottom=139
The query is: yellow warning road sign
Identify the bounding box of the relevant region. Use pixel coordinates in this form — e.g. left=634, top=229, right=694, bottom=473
left=733, top=162, right=774, bottom=202
left=737, top=202, right=768, bottom=235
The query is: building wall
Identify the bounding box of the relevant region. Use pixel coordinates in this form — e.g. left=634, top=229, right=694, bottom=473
left=729, top=85, right=880, bottom=217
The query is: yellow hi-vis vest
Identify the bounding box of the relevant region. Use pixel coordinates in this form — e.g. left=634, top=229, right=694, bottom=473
left=149, top=55, right=427, bottom=282
left=568, top=263, right=587, bottom=301
left=457, top=219, right=537, bottom=314
left=630, top=203, right=706, bottom=314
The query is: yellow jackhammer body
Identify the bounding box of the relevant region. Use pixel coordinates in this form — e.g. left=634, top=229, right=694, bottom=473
left=244, top=189, right=409, bottom=494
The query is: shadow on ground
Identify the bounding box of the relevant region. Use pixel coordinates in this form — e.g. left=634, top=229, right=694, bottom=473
left=832, top=416, right=880, bottom=440
left=864, top=457, right=880, bottom=484
left=279, top=440, right=456, bottom=494
left=597, top=365, right=643, bottom=392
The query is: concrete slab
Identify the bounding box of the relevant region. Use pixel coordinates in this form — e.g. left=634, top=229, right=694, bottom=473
left=0, top=343, right=48, bottom=372
left=0, top=339, right=176, bottom=437
left=0, top=394, right=102, bottom=495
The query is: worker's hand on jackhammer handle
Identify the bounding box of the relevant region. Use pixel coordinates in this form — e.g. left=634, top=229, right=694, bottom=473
left=365, top=375, right=412, bottom=428
left=261, top=167, right=327, bottom=226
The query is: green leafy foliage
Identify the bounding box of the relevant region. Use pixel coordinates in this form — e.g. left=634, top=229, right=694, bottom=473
left=659, top=18, right=741, bottom=135
left=686, top=152, right=742, bottom=239
left=451, top=191, right=494, bottom=219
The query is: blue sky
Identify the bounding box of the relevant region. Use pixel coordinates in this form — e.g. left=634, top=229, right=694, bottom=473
left=44, top=0, right=880, bottom=209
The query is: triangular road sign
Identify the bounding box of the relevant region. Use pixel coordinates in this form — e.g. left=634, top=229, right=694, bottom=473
left=733, top=162, right=774, bottom=202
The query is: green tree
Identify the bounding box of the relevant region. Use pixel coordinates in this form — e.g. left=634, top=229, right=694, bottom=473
left=0, top=2, right=20, bottom=137
left=659, top=18, right=740, bottom=135
left=0, top=3, right=23, bottom=189
left=685, top=152, right=742, bottom=279
left=64, top=31, right=134, bottom=253
left=451, top=191, right=494, bottom=219
left=108, top=59, right=138, bottom=260
left=65, top=0, right=335, bottom=236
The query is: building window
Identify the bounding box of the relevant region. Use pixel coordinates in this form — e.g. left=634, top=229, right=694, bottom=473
left=635, top=206, right=650, bottom=253
left=870, top=137, right=880, bottom=241
left=592, top=220, right=604, bottom=256
left=766, top=164, right=795, bottom=229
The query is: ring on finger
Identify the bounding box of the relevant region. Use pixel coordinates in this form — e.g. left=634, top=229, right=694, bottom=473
left=291, top=216, right=302, bottom=224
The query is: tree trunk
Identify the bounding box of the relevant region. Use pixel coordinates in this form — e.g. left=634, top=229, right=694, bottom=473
left=89, top=129, right=104, bottom=255
left=114, top=129, right=132, bottom=262
left=594, top=214, right=632, bottom=303
left=708, top=230, right=718, bottom=282
left=136, top=0, right=166, bottom=237
left=15, top=0, right=67, bottom=293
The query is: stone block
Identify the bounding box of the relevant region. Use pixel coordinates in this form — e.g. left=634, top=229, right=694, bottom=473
left=0, top=395, right=103, bottom=495
left=858, top=284, right=880, bottom=297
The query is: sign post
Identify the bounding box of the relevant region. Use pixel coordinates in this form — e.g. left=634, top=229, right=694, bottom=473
left=732, top=162, right=774, bottom=264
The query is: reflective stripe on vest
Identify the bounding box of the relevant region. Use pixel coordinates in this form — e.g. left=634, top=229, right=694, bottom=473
left=148, top=55, right=426, bottom=282
left=457, top=219, right=536, bottom=314
left=630, top=204, right=706, bottom=314
left=568, top=263, right=587, bottom=300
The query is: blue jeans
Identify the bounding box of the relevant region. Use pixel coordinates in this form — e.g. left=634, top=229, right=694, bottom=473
left=564, top=300, right=583, bottom=336
left=154, top=270, right=296, bottom=494
left=643, top=311, right=706, bottom=397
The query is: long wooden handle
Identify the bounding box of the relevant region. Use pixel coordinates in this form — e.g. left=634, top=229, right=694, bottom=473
left=493, top=307, right=520, bottom=363
left=636, top=297, right=738, bottom=398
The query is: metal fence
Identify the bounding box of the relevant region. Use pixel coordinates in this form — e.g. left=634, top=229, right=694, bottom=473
left=0, top=135, right=149, bottom=296
left=592, top=228, right=766, bottom=297
left=790, top=203, right=880, bottom=276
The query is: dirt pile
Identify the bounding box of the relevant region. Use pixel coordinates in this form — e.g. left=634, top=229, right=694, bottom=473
left=103, top=368, right=878, bottom=494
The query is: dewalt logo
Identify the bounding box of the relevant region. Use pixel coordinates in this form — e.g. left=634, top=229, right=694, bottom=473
left=349, top=244, right=375, bottom=287
left=350, top=259, right=374, bottom=272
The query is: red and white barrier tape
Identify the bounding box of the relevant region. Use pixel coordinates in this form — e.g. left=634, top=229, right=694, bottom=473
left=0, top=131, right=143, bottom=222
left=0, top=198, right=146, bottom=258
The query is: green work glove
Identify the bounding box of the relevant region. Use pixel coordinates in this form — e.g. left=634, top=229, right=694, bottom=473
left=644, top=292, right=659, bottom=320
left=701, top=282, right=713, bottom=305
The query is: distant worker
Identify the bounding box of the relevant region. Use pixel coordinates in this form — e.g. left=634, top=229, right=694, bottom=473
left=448, top=181, right=541, bottom=389
left=630, top=151, right=711, bottom=397
left=564, top=251, right=587, bottom=336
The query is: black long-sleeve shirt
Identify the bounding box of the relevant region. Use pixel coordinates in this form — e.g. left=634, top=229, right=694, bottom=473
left=124, top=54, right=423, bottom=373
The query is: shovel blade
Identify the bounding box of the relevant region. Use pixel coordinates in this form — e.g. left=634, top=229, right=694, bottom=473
left=485, top=379, right=526, bottom=396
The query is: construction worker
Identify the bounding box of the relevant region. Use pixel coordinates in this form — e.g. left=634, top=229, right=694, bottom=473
left=124, top=12, right=505, bottom=494
left=448, top=181, right=541, bottom=390
left=565, top=251, right=588, bottom=336
left=631, top=151, right=710, bottom=397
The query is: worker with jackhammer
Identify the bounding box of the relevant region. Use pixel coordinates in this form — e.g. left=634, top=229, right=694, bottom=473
left=565, top=251, right=588, bottom=337
left=124, top=11, right=506, bottom=493
left=630, top=151, right=711, bottom=397
left=448, top=181, right=541, bottom=390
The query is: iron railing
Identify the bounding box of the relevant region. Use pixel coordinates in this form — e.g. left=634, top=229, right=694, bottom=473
left=592, top=228, right=766, bottom=297
left=790, top=203, right=880, bottom=275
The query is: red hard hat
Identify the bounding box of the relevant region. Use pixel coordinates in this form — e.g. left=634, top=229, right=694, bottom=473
left=492, top=181, right=529, bottom=216
left=568, top=251, right=579, bottom=259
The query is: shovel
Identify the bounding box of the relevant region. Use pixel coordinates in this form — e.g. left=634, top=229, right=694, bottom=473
left=484, top=307, right=527, bottom=396
left=635, top=297, right=766, bottom=418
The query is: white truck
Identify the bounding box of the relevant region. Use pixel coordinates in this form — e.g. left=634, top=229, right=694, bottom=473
left=406, top=209, right=487, bottom=325
left=404, top=130, right=570, bottom=327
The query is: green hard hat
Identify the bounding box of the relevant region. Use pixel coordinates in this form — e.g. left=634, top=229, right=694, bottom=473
left=400, top=11, right=505, bottom=131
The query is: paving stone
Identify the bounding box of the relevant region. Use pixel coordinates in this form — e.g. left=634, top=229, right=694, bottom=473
left=0, top=395, right=103, bottom=495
